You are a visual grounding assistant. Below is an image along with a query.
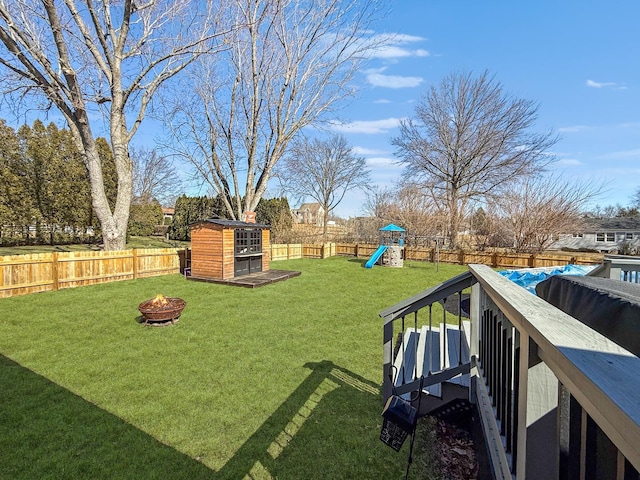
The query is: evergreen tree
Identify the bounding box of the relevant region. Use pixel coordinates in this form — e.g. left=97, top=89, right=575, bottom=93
left=0, top=120, right=34, bottom=243
left=169, top=195, right=226, bottom=241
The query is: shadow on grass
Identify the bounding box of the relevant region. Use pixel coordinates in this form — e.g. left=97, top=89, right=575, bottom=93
left=216, top=360, right=395, bottom=479
left=1, top=356, right=403, bottom=479
left=347, top=258, right=368, bottom=266
left=0, top=354, right=215, bottom=479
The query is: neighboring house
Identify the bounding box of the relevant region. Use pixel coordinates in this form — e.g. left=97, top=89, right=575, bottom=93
left=292, top=203, right=325, bottom=226
left=162, top=207, right=175, bottom=226
left=549, top=217, right=640, bottom=253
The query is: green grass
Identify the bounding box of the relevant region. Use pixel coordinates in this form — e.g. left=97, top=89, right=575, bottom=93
left=0, top=257, right=467, bottom=479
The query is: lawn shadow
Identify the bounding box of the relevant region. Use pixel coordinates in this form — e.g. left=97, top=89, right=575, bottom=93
left=0, top=354, right=216, bottom=479
left=215, top=360, right=405, bottom=479
left=2, top=355, right=407, bottom=479
left=347, top=258, right=368, bottom=266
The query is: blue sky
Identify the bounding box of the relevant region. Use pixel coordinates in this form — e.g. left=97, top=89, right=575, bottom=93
left=323, top=0, right=640, bottom=217
left=4, top=1, right=638, bottom=217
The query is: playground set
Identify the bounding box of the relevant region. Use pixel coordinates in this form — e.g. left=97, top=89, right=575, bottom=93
left=365, top=224, right=406, bottom=269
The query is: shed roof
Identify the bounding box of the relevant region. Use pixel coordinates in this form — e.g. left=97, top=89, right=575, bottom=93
left=193, top=218, right=270, bottom=229
left=380, top=223, right=405, bottom=232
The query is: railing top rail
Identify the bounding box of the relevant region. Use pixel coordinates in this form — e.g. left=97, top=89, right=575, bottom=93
left=379, top=271, right=475, bottom=323
left=603, top=254, right=640, bottom=266
left=468, top=263, right=640, bottom=470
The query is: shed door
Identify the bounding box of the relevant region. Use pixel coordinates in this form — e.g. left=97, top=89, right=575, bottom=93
left=234, top=228, right=262, bottom=277
left=235, top=257, right=250, bottom=276
left=249, top=255, right=262, bottom=274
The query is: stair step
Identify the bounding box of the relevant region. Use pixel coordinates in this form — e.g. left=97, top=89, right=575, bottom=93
left=440, top=321, right=471, bottom=387
left=417, top=325, right=441, bottom=397
left=392, top=328, right=420, bottom=400
left=393, top=322, right=472, bottom=398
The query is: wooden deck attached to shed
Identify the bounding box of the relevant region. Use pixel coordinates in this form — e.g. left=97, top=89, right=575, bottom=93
left=188, top=269, right=300, bottom=288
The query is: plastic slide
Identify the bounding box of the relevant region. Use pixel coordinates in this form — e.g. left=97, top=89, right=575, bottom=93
left=365, top=245, right=387, bottom=268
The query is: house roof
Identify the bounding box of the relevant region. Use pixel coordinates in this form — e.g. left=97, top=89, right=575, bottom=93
left=162, top=207, right=175, bottom=215
left=297, top=203, right=323, bottom=213
left=584, top=217, right=640, bottom=231
left=192, top=218, right=270, bottom=229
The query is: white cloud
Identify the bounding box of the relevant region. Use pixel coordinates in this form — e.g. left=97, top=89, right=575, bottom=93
left=557, top=159, right=583, bottom=166
left=602, top=148, right=640, bottom=159
left=374, top=98, right=392, bottom=104
left=352, top=146, right=387, bottom=155
left=330, top=117, right=404, bottom=134
left=364, top=67, right=423, bottom=88
left=558, top=125, right=591, bottom=133
left=368, top=33, right=430, bottom=59
left=366, top=156, right=399, bottom=169
left=586, top=79, right=626, bottom=90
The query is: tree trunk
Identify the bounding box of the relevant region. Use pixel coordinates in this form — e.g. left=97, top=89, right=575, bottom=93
left=322, top=204, right=330, bottom=241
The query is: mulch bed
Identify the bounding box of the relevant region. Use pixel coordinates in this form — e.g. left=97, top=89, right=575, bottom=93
left=432, top=417, right=479, bottom=480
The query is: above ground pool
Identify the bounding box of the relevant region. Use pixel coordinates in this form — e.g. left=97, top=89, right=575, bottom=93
left=498, top=264, right=596, bottom=294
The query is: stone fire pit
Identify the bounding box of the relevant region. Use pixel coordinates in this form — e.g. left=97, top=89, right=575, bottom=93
left=138, top=294, right=186, bottom=326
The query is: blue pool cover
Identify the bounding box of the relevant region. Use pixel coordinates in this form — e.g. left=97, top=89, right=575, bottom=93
left=499, top=264, right=596, bottom=295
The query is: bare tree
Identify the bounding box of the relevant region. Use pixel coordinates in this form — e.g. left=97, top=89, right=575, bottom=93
left=364, top=186, right=394, bottom=219
left=392, top=70, right=558, bottom=249
left=0, top=0, right=224, bottom=249
left=632, top=187, right=640, bottom=208
left=280, top=134, right=370, bottom=239
left=163, top=0, right=380, bottom=221
left=131, top=147, right=182, bottom=206
left=494, top=175, right=603, bottom=253
left=366, top=183, right=447, bottom=246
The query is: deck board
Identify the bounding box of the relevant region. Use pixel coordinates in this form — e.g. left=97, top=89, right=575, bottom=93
left=441, top=322, right=470, bottom=387
left=187, top=269, right=300, bottom=288
left=393, top=323, right=472, bottom=398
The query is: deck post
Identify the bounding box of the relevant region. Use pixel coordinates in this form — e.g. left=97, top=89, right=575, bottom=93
left=524, top=337, right=559, bottom=479
left=515, top=329, right=529, bottom=478
left=382, top=319, right=394, bottom=404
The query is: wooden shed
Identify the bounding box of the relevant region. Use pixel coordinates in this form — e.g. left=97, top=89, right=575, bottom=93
left=189, top=219, right=271, bottom=281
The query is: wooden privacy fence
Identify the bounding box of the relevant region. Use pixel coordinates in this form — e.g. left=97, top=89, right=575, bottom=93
left=0, top=243, right=604, bottom=299
left=329, top=243, right=604, bottom=268
left=270, top=243, right=336, bottom=260
left=271, top=243, right=603, bottom=266
left=0, top=248, right=180, bottom=299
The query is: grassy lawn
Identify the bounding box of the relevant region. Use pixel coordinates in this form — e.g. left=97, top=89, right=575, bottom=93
left=0, top=257, right=467, bottom=479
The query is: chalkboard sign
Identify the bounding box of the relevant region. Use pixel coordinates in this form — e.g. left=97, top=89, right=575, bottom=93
left=380, top=395, right=416, bottom=451
left=380, top=417, right=409, bottom=451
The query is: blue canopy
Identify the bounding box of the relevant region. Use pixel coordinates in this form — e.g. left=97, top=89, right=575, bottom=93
left=380, top=223, right=405, bottom=232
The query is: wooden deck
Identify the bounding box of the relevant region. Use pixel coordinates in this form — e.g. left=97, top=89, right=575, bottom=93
left=187, top=269, right=301, bottom=288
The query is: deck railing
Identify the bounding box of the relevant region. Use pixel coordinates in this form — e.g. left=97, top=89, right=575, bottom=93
left=588, top=254, right=640, bottom=283
left=381, top=262, right=640, bottom=479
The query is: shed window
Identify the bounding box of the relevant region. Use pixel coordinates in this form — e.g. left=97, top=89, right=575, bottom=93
left=596, top=233, right=605, bottom=242
left=626, top=232, right=633, bottom=240
left=235, top=229, right=262, bottom=255
left=606, top=232, right=615, bottom=242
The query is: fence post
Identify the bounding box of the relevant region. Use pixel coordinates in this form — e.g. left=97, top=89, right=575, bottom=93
left=492, top=252, right=498, bottom=268
left=459, top=250, right=465, bottom=265
left=133, top=249, right=138, bottom=279
left=52, top=252, right=59, bottom=291
left=529, top=254, right=536, bottom=268
left=355, top=244, right=359, bottom=257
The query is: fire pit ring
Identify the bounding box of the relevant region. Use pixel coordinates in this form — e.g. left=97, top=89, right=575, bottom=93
left=138, top=294, right=186, bottom=326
